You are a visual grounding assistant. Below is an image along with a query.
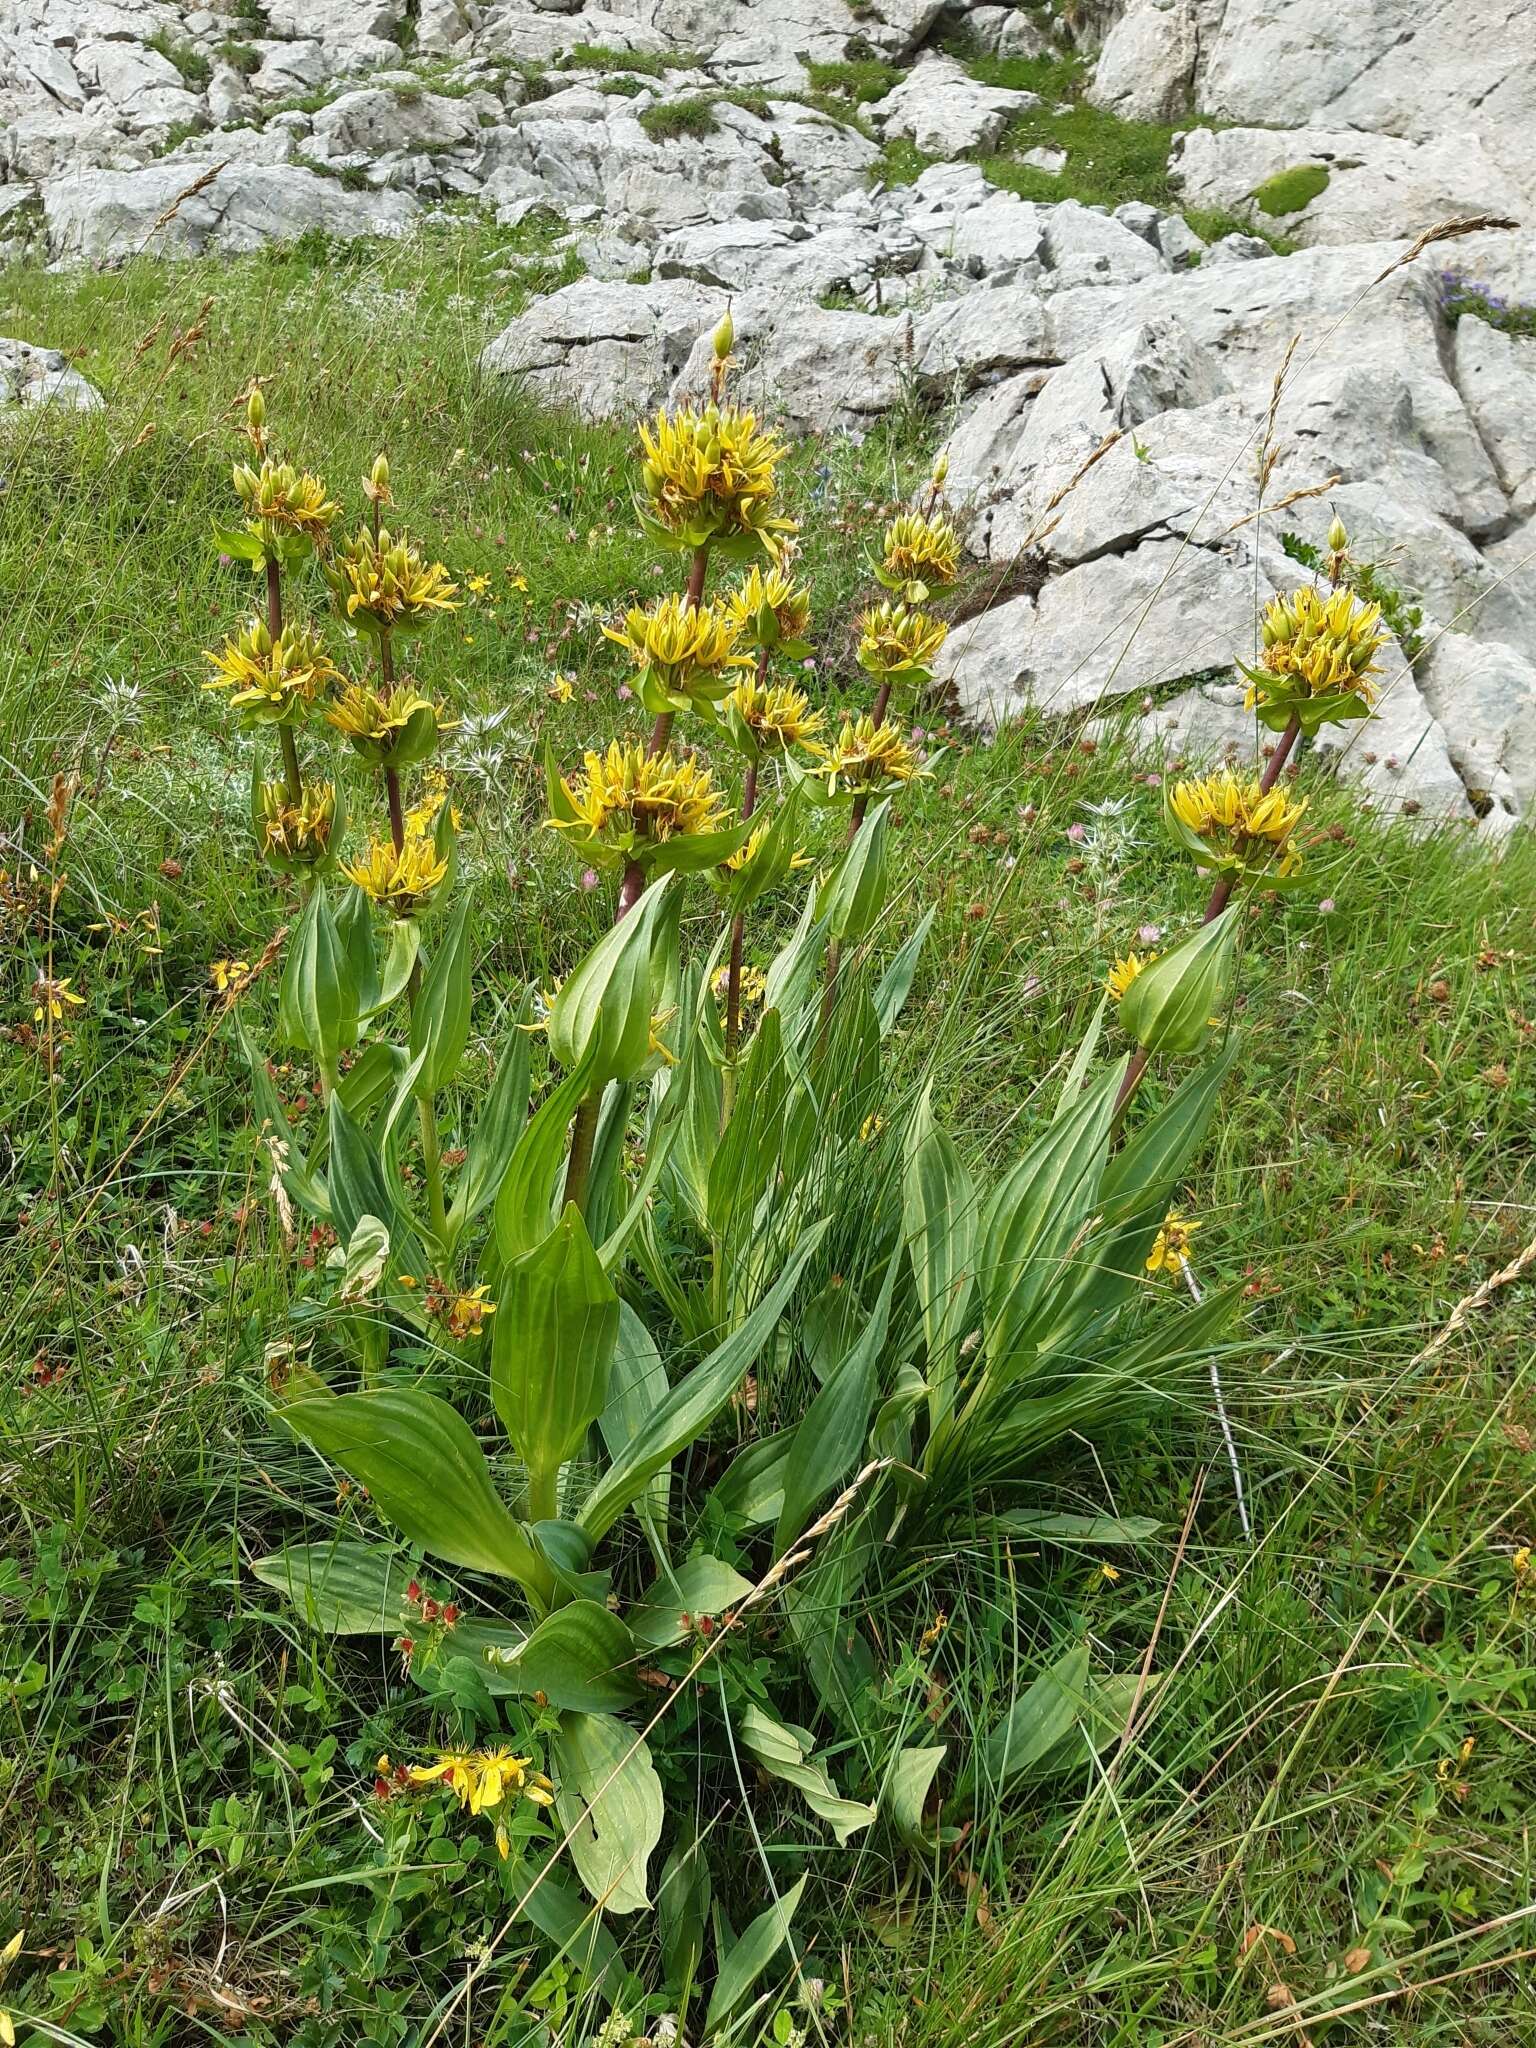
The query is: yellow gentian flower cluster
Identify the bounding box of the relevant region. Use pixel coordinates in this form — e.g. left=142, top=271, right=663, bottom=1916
left=257, top=779, right=337, bottom=870
left=603, top=593, right=752, bottom=716
left=809, top=716, right=926, bottom=799
left=724, top=677, right=823, bottom=753
left=1246, top=584, right=1387, bottom=731
left=1169, top=768, right=1307, bottom=877
left=856, top=600, right=949, bottom=683
left=204, top=618, right=339, bottom=723
left=231, top=458, right=339, bottom=547
left=877, top=510, right=961, bottom=602
left=638, top=400, right=796, bottom=560
left=551, top=742, right=728, bottom=861
left=327, top=527, right=460, bottom=637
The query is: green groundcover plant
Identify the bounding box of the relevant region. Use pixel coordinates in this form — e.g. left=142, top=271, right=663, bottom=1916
left=163, top=331, right=1396, bottom=2031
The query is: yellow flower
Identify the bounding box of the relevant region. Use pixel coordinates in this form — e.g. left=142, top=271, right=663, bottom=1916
left=257, top=780, right=337, bottom=870
left=720, top=819, right=809, bottom=874
left=210, top=958, right=251, bottom=995
left=407, top=1748, right=555, bottom=1830
left=1099, top=1563, right=1121, bottom=1583
left=1248, top=584, right=1387, bottom=726
left=1146, top=1209, right=1200, bottom=1275
left=856, top=600, right=949, bottom=681
left=326, top=527, right=460, bottom=636
left=1169, top=768, right=1307, bottom=876
left=603, top=592, right=752, bottom=715
left=231, top=458, right=339, bottom=546
left=1514, top=1545, right=1531, bottom=1582
left=204, top=618, right=339, bottom=721
left=547, top=674, right=575, bottom=704
left=878, top=510, right=961, bottom=599
left=326, top=679, right=453, bottom=766
left=342, top=822, right=450, bottom=915
left=712, top=962, right=768, bottom=1011
left=1106, top=951, right=1156, bottom=1000
left=550, top=741, right=729, bottom=860
left=1, top=1925, right=23, bottom=2048
left=434, top=1284, right=496, bottom=1340
left=808, top=716, right=925, bottom=798
left=724, top=676, right=823, bottom=753
left=637, top=401, right=797, bottom=560
left=32, top=975, right=83, bottom=1024
left=465, top=572, right=491, bottom=597
left=724, top=563, right=812, bottom=647
left=859, top=1112, right=885, bottom=1144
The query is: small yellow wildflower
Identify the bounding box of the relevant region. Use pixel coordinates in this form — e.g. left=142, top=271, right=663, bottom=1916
left=1247, top=584, right=1387, bottom=728
left=433, top=1283, right=496, bottom=1340
left=231, top=458, right=339, bottom=547
left=808, top=716, right=925, bottom=798
left=465, top=572, right=491, bottom=597
left=603, top=592, right=752, bottom=715
left=32, top=976, right=83, bottom=1024
left=257, top=780, right=337, bottom=870
left=326, top=679, right=453, bottom=766
left=724, top=563, right=812, bottom=647
left=407, top=1747, right=555, bottom=1852
left=712, top=962, right=767, bottom=1012
left=1106, top=951, right=1156, bottom=1000
left=1514, top=1545, right=1531, bottom=1584
left=856, top=600, right=949, bottom=680
left=859, top=1112, right=886, bottom=1144
left=878, top=510, right=961, bottom=600
left=547, top=674, right=575, bottom=704
left=724, top=676, right=823, bottom=753
left=326, top=527, right=460, bottom=636
left=204, top=618, right=339, bottom=721
left=637, top=401, right=797, bottom=560
left=1169, top=768, right=1307, bottom=876
left=550, top=742, right=729, bottom=861
left=1, top=1925, right=24, bottom=2048
left=210, top=958, right=251, bottom=995
left=1099, top=1563, right=1121, bottom=1584
left=1146, top=1210, right=1200, bottom=1275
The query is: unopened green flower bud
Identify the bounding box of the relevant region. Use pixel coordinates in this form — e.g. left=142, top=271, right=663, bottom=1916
left=1326, top=514, right=1348, bottom=553
left=245, top=386, right=265, bottom=443
left=1118, top=911, right=1237, bottom=1056
left=712, top=308, right=734, bottom=362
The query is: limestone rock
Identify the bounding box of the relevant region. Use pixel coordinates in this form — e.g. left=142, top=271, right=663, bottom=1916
left=480, top=277, right=727, bottom=418
left=42, top=162, right=419, bottom=264
left=1453, top=318, right=1536, bottom=524
left=1418, top=630, right=1536, bottom=828
left=1089, top=0, right=1199, bottom=122
left=0, top=333, right=104, bottom=410
left=872, top=54, right=1035, bottom=157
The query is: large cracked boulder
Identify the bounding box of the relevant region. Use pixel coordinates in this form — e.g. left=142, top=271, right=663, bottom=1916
left=42, top=160, right=420, bottom=264
left=480, top=277, right=729, bottom=419
left=871, top=53, right=1036, bottom=157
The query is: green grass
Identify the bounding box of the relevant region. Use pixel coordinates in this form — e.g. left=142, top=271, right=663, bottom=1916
left=1253, top=162, right=1332, bottom=217
left=638, top=96, right=720, bottom=142
left=3, top=221, right=1535, bottom=2045
left=803, top=57, right=904, bottom=106
left=145, top=26, right=213, bottom=88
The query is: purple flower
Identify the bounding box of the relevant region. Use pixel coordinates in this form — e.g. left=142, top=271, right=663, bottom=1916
left=1318, top=896, right=1336, bottom=914
left=580, top=868, right=600, bottom=892
left=616, top=683, right=633, bottom=701
left=1138, top=922, right=1162, bottom=945
left=1066, top=822, right=1087, bottom=844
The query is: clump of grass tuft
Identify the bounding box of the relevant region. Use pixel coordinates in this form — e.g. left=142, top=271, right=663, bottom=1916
left=639, top=95, right=720, bottom=141
left=805, top=56, right=904, bottom=104
left=1251, top=161, right=1331, bottom=216
left=145, top=27, right=213, bottom=87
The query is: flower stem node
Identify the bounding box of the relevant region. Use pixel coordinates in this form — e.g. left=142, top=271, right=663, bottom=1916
left=327, top=678, right=455, bottom=769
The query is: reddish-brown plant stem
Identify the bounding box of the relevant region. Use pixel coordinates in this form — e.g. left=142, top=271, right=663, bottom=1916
left=642, top=544, right=712, bottom=760
left=724, top=757, right=760, bottom=1062
left=267, top=559, right=305, bottom=803
left=385, top=769, right=406, bottom=856
left=1113, top=711, right=1305, bottom=1117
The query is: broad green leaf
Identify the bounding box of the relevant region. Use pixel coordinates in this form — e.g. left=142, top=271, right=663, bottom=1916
left=408, top=894, right=474, bottom=1096
left=577, top=1221, right=829, bottom=1543
left=989, top=1512, right=1161, bottom=1543
left=508, top=1858, right=635, bottom=2009
left=1053, top=992, right=1108, bottom=1119
left=1101, top=1044, right=1237, bottom=1210
left=705, top=1434, right=790, bottom=1529
left=231, top=1013, right=330, bottom=1221
left=708, top=1009, right=788, bottom=1243
left=872, top=905, right=935, bottom=1037
left=703, top=1875, right=806, bottom=2036
left=775, top=1257, right=896, bottom=1557
left=554, top=1711, right=664, bottom=1916
left=333, top=882, right=382, bottom=1018
left=279, top=1389, right=549, bottom=1599
left=278, top=881, right=358, bottom=1075
left=370, top=915, right=420, bottom=1016
left=885, top=1745, right=947, bottom=1848
left=762, top=888, right=829, bottom=1046
left=657, top=1828, right=712, bottom=2007
left=599, top=1303, right=671, bottom=1544
left=902, top=1084, right=976, bottom=1430
left=737, top=1704, right=876, bottom=1845
left=548, top=877, right=679, bottom=1089
left=978, top=1064, right=1124, bottom=1369
left=445, top=990, right=534, bottom=1249
left=485, top=1599, right=640, bottom=1711
left=980, top=1643, right=1092, bottom=1792
left=492, top=1204, right=619, bottom=1484
left=250, top=1540, right=408, bottom=1635
left=630, top=1555, right=753, bottom=1647
left=1119, top=911, right=1237, bottom=1055
left=816, top=800, right=889, bottom=944
left=338, top=1213, right=390, bottom=1303
left=335, top=1040, right=406, bottom=1124
left=324, top=1090, right=393, bottom=1246
left=493, top=1051, right=598, bottom=1262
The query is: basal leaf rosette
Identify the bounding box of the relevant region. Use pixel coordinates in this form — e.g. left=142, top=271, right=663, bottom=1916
left=1164, top=767, right=1308, bottom=889
left=856, top=601, right=949, bottom=697
left=603, top=593, right=753, bottom=720
left=547, top=740, right=750, bottom=877
left=1239, top=585, right=1387, bottom=736
left=215, top=458, right=340, bottom=573
left=326, top=527, right=460, bottom=641
left=327, top=678, right=456, bottom=770
left=871, top=510, right=961, bottom=606
left=204, top=618, right=339, bottom=726
left=253, top=776, right=342, bottom=875
left=802, top=715, right=932, bottom=807
left=723, top=564, right=813, bottom=659
left=637, top=401, right=797, bottom=563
